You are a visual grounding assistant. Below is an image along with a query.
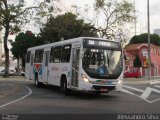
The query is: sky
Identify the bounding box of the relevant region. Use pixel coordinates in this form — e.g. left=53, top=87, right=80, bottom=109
left=22, top=0, right=160, bottom=36
left=2, top=0, right=160, bottom=59
left=134, top=0, right=160, bottom=34
left=63, top=0, right=160, bottom=36
left=8, top=0, right=160, bottom=39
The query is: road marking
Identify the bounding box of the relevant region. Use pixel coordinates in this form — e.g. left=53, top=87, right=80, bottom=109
left=149, top=98, right=160, bottom=103
left=121, top=87, right=151, bottom=103
left=0, top=86, right=32, bottom=108
left=122, top=85, right=144, bottom=93
left=149, top=79, right=160, bottom=84
left=155, top=85, right=160, bottom=88
left=124, top=79, right=160, bottom=85
left=121, top=85, right=160, bottom=103
left=120, top=88, right=135, bottom=95
left=141, top=87, right=160, bottom=99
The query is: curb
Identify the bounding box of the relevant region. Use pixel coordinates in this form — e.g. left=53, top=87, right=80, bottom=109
left=123, top=78, right=160, bottom=84
left=0, top=76, right=26, bottom=81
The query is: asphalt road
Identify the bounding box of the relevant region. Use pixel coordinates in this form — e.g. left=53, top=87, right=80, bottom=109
left=0, top=78, right=160, bottom=120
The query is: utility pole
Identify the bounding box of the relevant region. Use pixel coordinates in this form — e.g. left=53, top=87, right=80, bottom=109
left=133, top=0, right=136, bottom=35
left=0, top=25, right=2, bottom=61
left=147, top=0, right=151, bottom=80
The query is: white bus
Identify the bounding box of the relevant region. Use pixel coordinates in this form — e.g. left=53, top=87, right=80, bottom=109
left=25, top=37, right=124, bottom=95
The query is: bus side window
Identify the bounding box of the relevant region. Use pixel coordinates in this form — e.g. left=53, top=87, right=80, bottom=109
left=31, top=54, right=34, bottom=66
left=49, top=47, right=54, bottom=63
left=26, top=51, right=31, bottom=63
left=34, top=49, right=44, bottom=63
left=53, top=46, right=62, bottom=63
left=61, top=44, right=71, bottom=63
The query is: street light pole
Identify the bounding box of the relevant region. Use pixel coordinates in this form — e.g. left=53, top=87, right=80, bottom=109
left=133, top=0, right=136, bottom=35
left=147, top=0, right=151, bottom=80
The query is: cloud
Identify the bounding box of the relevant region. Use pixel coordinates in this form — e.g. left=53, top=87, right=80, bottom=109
left=150, top=0, right=160, bottom=17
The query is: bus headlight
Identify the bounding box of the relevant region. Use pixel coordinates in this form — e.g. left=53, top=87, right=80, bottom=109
left=118, top=80, right=122, bottom=84
left=81, top=74, right=89, bottom=83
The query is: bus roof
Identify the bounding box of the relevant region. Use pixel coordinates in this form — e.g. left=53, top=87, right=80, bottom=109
left=27, top=37, right=119, bottom=51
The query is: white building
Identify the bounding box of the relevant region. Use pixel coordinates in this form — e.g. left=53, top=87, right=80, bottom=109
left=0, top=27, right=17, bottom=67
left=154, top=28, right=160, bottom=36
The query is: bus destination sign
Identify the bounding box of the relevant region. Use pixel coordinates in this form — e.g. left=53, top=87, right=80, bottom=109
left=83, top=39, right=120, bottom=49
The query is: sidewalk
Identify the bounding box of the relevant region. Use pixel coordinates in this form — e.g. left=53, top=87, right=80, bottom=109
left=0, top=76, right=26, bottom=81
left=123, top=77, right=160, bottom=84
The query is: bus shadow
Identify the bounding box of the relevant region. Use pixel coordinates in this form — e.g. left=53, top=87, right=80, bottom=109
left=35, top=84, right=118, bottom=100
left=69, top=91, right=118, bottom=100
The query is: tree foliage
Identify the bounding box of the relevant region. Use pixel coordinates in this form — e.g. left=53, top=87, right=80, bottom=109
left=94, top=0, right=135, bottom=42
left=133, top=54, right=142, bottom=67
left=0, top=0, right=52, bottom=77
left=39, top=12, right=98, bottom=43
left=10, top=31, right=44, bottom=68
left=129, top=33, right=160, bottom=46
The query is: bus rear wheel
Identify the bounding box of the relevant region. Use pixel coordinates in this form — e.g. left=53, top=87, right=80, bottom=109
left=35, top=75, right=41, bottom=88
left=60, top=78, right=69, bottom=95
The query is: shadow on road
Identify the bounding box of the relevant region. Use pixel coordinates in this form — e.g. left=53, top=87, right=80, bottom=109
left=32, top=84, right=118, bottom=100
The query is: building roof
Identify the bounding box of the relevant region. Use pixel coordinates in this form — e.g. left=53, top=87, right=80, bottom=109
left=125, top=52, right=135, bottom=60
left=125, top=43, right=160, bottom=51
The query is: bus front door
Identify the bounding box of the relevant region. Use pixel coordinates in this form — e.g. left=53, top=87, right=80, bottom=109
left=71, top=48, right=80, bottom=88
left=42, top=51, right=49, bottom=83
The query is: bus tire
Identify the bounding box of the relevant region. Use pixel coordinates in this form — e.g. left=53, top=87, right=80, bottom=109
left=35, top=74, right=41, bottom=88
left=60, top=76, right=69, bottom=95
left=94, top=91, right=101, bottom=95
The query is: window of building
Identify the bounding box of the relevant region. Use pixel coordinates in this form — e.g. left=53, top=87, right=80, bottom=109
left=154, top=49, right=157, bottom=55
left=130, top=61, right=133, bottom=67
left=158, top=49, right=160, bottom=55
left=142, top=48, right=147, bottom=53
left=151, top=49, right=153, bottom=55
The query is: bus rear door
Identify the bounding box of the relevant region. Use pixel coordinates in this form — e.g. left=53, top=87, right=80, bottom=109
left=42, top=50, right=49, bottom=84
left=71, top=43, right=80, bottom=88
left=29, top=53, right=34, bottom=80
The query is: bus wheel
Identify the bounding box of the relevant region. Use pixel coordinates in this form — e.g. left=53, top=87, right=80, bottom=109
left=94, top=91, right=101, bottom=95
left=60, top=78, right=69, bottom=95
left=35, top=75, right=41, bottom=88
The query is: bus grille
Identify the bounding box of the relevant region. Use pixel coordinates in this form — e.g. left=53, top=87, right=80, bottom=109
left=92, top=85, right=115, bottom=91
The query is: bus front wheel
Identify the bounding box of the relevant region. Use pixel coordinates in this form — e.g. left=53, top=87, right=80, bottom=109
left=94, top=91, right=101, bottom=95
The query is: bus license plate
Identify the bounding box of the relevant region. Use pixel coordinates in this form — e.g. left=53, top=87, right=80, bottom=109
left=100, top=89, right=108, bottom=92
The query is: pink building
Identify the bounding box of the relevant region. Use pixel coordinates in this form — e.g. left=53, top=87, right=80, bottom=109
left=124, top=43, right=160, bottom=76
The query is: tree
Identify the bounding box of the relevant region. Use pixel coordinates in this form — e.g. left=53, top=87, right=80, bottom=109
left=10, top=31, right=44, bottom=68
left=39, top=12, right=98, bottom=43
left=129, top=33, right=160, bottom=46
left=133, top=54, right=142, bottom=67
left=0, top=0, right=52, bottom=77
left=94, top=0, right=135, bottom=42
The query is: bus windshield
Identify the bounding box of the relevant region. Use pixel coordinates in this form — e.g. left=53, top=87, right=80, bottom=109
left=82, top=48, right=123, bottom=79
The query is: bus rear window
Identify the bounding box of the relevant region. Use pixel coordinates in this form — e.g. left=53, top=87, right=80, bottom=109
left=26, top=51, right=31, bottom=63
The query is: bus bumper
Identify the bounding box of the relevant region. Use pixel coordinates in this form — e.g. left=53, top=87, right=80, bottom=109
left=79, top=80, right=123, bottom=93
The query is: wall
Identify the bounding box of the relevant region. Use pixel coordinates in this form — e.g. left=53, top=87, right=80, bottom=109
left=125, top=44, right=160, bottom=76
